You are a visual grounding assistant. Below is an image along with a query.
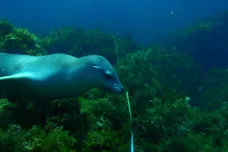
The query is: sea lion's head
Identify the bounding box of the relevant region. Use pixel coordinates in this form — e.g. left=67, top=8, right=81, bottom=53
left=81, top=55, right=124, bottom=94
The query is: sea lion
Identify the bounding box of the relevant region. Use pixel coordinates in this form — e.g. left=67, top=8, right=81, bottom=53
left=0, top=52, right=124, bottom=101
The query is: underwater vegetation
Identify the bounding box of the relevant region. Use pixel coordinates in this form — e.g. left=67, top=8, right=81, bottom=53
left=0, top=11, right=228, bottom=152
left=0, top=20, right=39, bottom=55
left=157, top=11, right=228, bottom=69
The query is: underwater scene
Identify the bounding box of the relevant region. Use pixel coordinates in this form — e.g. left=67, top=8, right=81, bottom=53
left=0, top=1, right=228, bottom=152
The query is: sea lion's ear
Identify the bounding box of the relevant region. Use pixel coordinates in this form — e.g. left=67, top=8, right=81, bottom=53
left=90, top=65, right=102, bottom=70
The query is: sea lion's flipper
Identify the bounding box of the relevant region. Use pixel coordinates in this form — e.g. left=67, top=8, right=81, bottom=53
left=0, top=72, right=36, bottom=101
left=0, top=72, right=35, bottom=81
left=0, top=71, right=45, bottom=101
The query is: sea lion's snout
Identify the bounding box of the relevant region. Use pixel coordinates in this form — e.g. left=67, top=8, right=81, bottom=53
left=112, top=82, right=124, bottom=93
left=102, top=69, right=124, bottom=94
left=119, top=86, right=124, bottom=93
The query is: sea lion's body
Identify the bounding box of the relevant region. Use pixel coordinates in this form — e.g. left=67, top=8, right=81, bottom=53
left=0, top=52, right=123, bottom=101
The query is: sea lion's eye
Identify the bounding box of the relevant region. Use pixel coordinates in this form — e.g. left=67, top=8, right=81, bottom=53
left=104, top=71, right=113, bottom=80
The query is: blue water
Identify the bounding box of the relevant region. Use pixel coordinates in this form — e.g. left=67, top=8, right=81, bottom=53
left=1, top=0, right=228, bottom=45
